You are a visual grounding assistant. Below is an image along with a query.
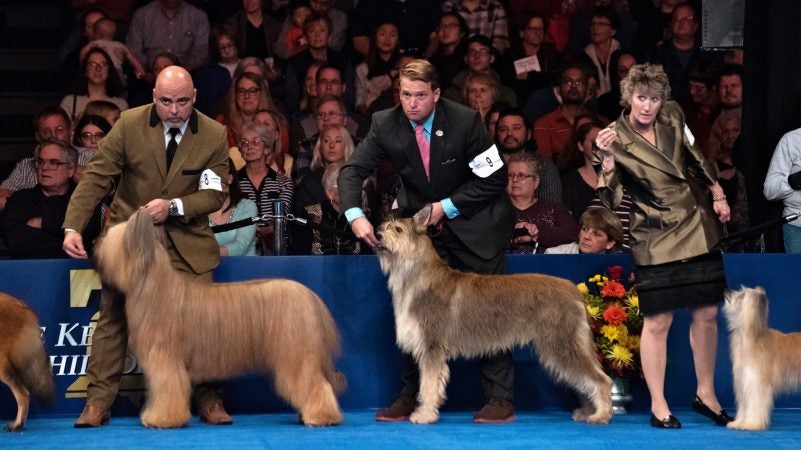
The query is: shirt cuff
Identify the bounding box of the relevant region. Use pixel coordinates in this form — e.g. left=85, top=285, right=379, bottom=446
left=173, top=198, right=185, bottom=216
left=441, top=198, right=460, bottom=219
left=344, top=207, right=365, bottom=224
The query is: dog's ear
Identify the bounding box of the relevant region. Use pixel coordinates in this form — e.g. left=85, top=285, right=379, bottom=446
left=126, top=208, right=157, bottom=262
left=412, top=204, right=432, bottom=233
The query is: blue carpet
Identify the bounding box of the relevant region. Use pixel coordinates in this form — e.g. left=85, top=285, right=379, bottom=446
left=3, top=409, right=801, bottom=449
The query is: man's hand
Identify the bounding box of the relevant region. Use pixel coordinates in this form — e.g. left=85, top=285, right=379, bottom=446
left=428, top=202, right=446, bottom=227
left=143, top=199, right=171, bottom=224
left=351, top=216, right=379, bottom=248
left=63, top=230, right=88, bottom=259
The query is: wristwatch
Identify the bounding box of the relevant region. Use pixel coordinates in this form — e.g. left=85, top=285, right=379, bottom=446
left=168, top=199, right=179, bottom=217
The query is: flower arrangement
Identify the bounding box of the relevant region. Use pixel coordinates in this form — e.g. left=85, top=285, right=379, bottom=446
left=578, top=265, right=643, bottom=378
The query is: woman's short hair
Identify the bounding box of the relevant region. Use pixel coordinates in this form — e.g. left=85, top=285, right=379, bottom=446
left=619, top=63, right=671, bottom=109
left=580, top=207, right=624, bottom=250
left=237, top=121, right=275, bottom=152
left=399, top=59, right=440, bottom=91
left=72, top=114, right=112, bottom=147
left=506, top=151, right=540, bottom=178
left=464, top=72, right=499, bottom=103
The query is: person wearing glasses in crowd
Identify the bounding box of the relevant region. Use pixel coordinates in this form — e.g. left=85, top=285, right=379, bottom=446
left=533, top=62, right=596, bottom=160
left=443, top=34, right=517, bottom=108
left=1, top=139, right=101, bottom=259
left=71, top=114, right=112, bottom=181
left=505, top=152, right=577, bottom=253
left=0, top=105, right=72, bottom=211
left=61, top=47, right=129, bottom=122
left=507, top=14, right=560, bottom=102
left=217, top=72, right=282, bottom=149
left=237, top=121, right=293, bottom=255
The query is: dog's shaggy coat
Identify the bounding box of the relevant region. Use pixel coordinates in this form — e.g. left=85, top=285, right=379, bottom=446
left=0, top=293, right=54, bottom=432
left=723, top=286, right=801, bottom=430
left=374, top=205, right=613, bottom=424
left=94, top=210, right=345, bottom=428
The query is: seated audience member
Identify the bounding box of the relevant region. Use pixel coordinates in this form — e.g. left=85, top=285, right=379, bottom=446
left=597, top=52, right=636, bottom=120
left=210, top=159, right=258, bottom=256
left=128, top=51, right=180, bottom=108
left=71, top=114, right=112, bottom=180
left=210, top=26, right=241, bottom=78
left=427, top=12, right=468, bottom=91
left=83, top=100, right=121, bottom=126
left=506, top=14, right=559, bottom=102
left=126, top=0, right=210, bottom=72
left=494, top=108, right=562, bottom=202
left=464, top=72, right=500, bottom=122
left=718, top=63, right=743, bottom=111
left=579, top=6, right=622, bottom=97
left=349, top=0, right=440, bottom=59
left=707, top=108, right=748, bottom=233
left=682, top=61, right=722, bottom=155
left=57, top=7, right=107, bottom=81
left=291, top=95, right=357, bottom=184
left=0, top=106, right=72, bottom=211
left=557, top=119, right=605, bottom=218
left=218, top=72, right=283, bottom=148
left=533, top=62, right=594, bottom=160
left=273, top=0, right=313, bottom=61
left=354, top=20, right=400, bottom=116
left=443, top=34, right=517, bottom=107
left=61, top=47, right=128, bottom=122
left=237, top=121, right=293, bottom=255
left=291, top=162, right=369, bottom=255
left=254, top=109, right=293, bottom=175
left=308, top=0, right=348, bottom=52
left=442, top=0, right=510, bottom=53
left=79, top=18, right=146, bottom=85
left=1, top=139, right=100, bottom=259
left=544, top=207, right=624, bottom=254
left=225, top=0, right=282, bottom=62
left=293, top=124, right=357, bottom=212
left=506, top=152, right=578, bottom=253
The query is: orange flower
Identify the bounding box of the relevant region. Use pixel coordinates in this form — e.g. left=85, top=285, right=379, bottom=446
left=602, top=304, right=628, bottom=325
left=600, top=280, right=626, bottom=298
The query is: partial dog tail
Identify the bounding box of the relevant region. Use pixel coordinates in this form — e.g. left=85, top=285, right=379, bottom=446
left=11, top=322, right=55, bottom=407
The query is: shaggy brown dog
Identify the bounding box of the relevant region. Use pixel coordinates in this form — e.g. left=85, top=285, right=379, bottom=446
left=0, top=293, right=54, bottom=432
left=94, top=209, right=345, bottom=428
left=374, top=205, right=613, bottom=424
left=723, top=286, right=801, bottom=430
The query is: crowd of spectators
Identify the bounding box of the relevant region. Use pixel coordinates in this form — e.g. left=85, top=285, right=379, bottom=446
left=1, top=0, right=748, bottom=257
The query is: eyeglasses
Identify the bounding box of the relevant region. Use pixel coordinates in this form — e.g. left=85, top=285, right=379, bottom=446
left=236, top=87, right=261, bottom=97
left=33, top=158, right=70, bottom=169
left=80, top=131, right=105, bottom=141
left=238, top=138, right=264, bottom=148
left=674, top=16, right=695, bottom=23
left=467, top=49, right=491, bottom=57
left=87, top=61, right=109, bottom=70
left=508, top=172, right=536, bottom=181
left=562, top=78, right=586, bottom=87
left=218, top=43, right=236, bottom=51
left=317, top=111, right=343, bottom=119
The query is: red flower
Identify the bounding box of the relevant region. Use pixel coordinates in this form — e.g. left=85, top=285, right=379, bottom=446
left=602, top=304, right=628, bottom=325
left=600, top=280, right=626, bottom=298
left=607, top=265, right=624, bottom=280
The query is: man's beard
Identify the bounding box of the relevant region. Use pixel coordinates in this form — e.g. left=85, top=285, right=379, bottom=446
left=499, top=139, right=526, bottom=154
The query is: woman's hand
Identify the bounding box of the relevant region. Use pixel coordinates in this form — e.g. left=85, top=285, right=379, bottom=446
left=594, top=127, right=618, bottom=156
left=513, top=222, right=539, bottom=243
left=713, top=199, right=731, bottom=224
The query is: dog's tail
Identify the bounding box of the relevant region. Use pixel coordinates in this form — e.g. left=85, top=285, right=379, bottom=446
left=10, top=321, right=55, bottom=407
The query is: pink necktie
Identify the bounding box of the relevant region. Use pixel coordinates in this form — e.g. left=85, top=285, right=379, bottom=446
left=415, top=123, right=430, bottom=178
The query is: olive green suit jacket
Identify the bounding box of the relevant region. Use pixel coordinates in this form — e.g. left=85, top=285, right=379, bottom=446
left=64, top=104, right=229, bottom=274
left=595, top=101, right=721, bottom=266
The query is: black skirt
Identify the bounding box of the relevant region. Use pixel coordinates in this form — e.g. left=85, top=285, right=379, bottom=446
left=636, top=252, right=726, bottom=316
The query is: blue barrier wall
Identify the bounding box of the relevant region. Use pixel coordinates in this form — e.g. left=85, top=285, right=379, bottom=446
left=1, top=254, right=800, bottom=419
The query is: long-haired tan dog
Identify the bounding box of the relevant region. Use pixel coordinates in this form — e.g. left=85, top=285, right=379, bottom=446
left=94, top=209, right=345, bottom=428
left=0, top=293, right=54, bottom=432
left=723, top=286, right=801, bottom=430
left=374, top=205, right=613, bottom=424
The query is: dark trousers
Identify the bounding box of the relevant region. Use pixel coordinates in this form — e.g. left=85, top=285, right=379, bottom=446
left=396, top=224, right=515, bottom=403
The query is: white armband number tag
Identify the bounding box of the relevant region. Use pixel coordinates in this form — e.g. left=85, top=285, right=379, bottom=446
left=198, top=169, right=222, bottom=191
left=468, top=144, right=504, bottom=178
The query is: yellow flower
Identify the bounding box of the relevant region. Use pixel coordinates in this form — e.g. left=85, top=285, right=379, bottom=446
left=600, top=324, right=624, bottom=341
left=586, top=304, right=601, bottom=318
left=626, top=293, right=639, bottom=310
left=607, top=344, right=634, bottom=366
left=589, top=274, right=601, bottom=283
left=577, top=282, right=589, bottom=294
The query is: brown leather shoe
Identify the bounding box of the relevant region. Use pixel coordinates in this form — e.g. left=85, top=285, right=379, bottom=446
left=74, top=404, right=111, bottom=428
left=375, top=395, right=417, bottom=422
left=198, top=402, right=233, bottom=425
left=473, top=399, right=516, bottom=424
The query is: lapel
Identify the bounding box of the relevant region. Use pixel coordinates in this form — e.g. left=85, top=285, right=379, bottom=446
left=147, top=105, right=169, bottom=181
left=150, top=107, right=200, bottom=185
left=616, top=110, right=684, bottom=180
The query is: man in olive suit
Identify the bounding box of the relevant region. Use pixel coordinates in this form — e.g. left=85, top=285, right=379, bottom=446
left=63, top=66, right=231, bottom=427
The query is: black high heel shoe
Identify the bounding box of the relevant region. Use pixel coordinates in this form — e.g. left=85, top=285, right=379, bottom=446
left=691, top=396, right=734, bottom=426
left=650, top=413, right=682, bottom=429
